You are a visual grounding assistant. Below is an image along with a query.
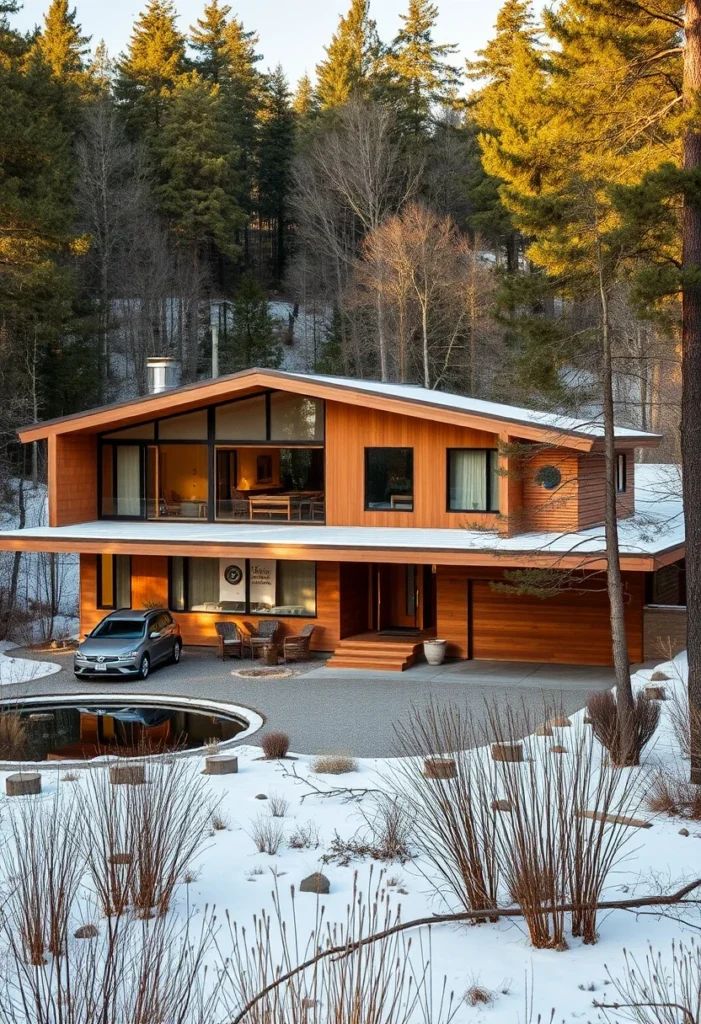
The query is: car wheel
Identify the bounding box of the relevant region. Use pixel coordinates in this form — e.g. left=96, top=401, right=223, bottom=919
left=138, top=654, right=150, bottom=680
left=172, top=640, right=182, bottom=664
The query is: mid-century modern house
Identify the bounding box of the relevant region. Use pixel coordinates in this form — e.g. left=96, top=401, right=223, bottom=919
left=0, top=368, right=686, bottom=671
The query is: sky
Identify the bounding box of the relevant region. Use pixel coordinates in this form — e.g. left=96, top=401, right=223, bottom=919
left=12, top=0, right=502, bottom=90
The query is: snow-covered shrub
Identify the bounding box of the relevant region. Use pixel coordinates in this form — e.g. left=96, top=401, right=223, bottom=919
left=586, top=690, right=660, bottom=766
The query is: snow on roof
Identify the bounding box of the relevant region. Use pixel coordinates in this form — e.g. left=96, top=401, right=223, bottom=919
left=0, top=466, right=682, bottom=561
left=286, top=372, right=659, bottom=441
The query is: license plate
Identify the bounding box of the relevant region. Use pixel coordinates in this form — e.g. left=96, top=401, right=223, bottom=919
left=94, top=663, right=107, bottom=672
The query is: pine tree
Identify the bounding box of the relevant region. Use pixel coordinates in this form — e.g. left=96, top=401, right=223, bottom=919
left=115, top=0, right=186, bottom=143
left=189, top=0, right=230, bottom=83
left=293, top=72, right=317, bottom=118
left=468, top=0, right=538, bottom=85
left=224, top=272, right=282, bottom=370
left=384, top=0, right=461, bottom=132
left=257, top=65, right=296, bottom=281
left=34, top=0, right=90, bottom=88
left=315, top=0, right=381, bottom=110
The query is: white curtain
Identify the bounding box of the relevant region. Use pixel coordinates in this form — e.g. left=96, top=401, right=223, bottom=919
left=189, top=558, right=220, bottom=610
left=449, top=451, right=487, bottom=510
left=116, top=446, right=141, bottom=517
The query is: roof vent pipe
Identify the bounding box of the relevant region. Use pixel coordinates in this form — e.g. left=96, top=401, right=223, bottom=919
left=147, top=357, right=181, bottom=395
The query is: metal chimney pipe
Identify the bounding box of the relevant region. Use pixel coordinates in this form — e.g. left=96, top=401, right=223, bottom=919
left=146, top=357, right=181, bottom=395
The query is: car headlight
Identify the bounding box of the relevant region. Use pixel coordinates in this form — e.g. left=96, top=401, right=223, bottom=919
left=118, top=652, right=139, bottom=660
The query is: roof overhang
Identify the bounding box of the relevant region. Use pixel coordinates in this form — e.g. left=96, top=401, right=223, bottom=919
left=16, top=369, right=661, bottom=452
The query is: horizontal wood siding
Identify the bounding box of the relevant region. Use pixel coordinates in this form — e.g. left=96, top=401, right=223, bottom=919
left=80, top=555, right=341, bottom=651
left=521, top=447, right=579, bottom=532
left=577, top=449, right=635, bottom=528
left=469, top=571, right=644, bottom=666
left=50, top=433, right=98, bottom=527
left=325, top=401, right=501, bottom=530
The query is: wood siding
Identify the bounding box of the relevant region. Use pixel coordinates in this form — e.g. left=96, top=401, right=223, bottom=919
left=325, top=401, right=501, bottom=530
left=49, top=433, right=97, bottom=527
left=577, top=449, right=635, bottom=528
left=80, top=555, right=341, bottom=651
left=339, top=562, right=371, bottom=638
left=435, top=565, right=644, bottom=665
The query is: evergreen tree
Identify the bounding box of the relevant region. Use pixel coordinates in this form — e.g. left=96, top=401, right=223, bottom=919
left=34, top=0, right=90, bottom=88
left=257, top=65, right=296, bottom=281
left=384, top=0, right=461, bottom=133
left=468, top=0, right=538, bottom=85
left=293, top=72, right=317, bottom=118
left=315, top=0, right=381, bottom=110
left=189, top=0, right=230, bottom=83
left=115, top=0, right=186, bottom=143
left=224, top=272, right=282, bottom=370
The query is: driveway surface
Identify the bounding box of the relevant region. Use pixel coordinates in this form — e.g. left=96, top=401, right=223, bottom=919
left=2, top=647, right=622, bottom=758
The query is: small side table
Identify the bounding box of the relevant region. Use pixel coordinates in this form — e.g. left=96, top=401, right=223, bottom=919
left=257, top=642, right=280, bottom=667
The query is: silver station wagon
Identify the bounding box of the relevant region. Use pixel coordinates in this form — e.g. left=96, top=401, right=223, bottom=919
left=74, top=608, right=182, bottom=681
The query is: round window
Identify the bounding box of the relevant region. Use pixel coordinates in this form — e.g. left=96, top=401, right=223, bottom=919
left=535, top=465, right=562, bottom=490
left=224, top=564, right=243, bottom=586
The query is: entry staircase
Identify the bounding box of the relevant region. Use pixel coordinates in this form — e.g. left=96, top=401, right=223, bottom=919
left=327, top=634, right=424, bottom=672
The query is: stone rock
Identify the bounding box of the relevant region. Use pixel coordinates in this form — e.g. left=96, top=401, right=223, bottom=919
left=205, top=755, right=238, bottom=776
left=255, top=793, right=268, bottom=800
left=74, top=924, right=98, bottom=939
left=645, top=686, right=666, bottom=701
left=491, top=799, right=512, bottom=812
left=550, top=745, right=567, bottom=755
left=423, top=758, right=457, bottom=780
left=109, top=763, right=145, bottom=786
left=679, top=828, right=690, bottom=837
left=546, top=715, right=572, bottom=728
left=651, top=671, right=670, bottom=682
left=6, top=772, right=41, bottom=797
left=536, top=724, right=553, bottom=737
left=491, top=742, right=523, bottom=764
left=300, top=872, right=330, bottom=895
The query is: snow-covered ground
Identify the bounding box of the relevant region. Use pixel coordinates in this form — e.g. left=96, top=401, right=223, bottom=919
left=0, top=642, right=62, bottom=687
left=0, top=651, right=697, bottom=1020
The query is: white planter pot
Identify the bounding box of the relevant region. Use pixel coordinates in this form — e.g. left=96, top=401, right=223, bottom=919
left=423, top=640, right=447, bottom=666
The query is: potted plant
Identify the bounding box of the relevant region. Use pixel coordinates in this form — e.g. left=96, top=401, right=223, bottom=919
left=423, top=639, right=447, bottom=666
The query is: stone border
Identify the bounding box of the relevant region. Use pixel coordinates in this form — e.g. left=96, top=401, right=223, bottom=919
left=0, top=691, right=264, bottom=771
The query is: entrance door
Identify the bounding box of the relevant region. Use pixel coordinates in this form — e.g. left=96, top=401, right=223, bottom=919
left=377, top=564, right=419, bottom=631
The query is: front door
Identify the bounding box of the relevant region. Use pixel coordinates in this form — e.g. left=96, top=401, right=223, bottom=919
left=377, top=564, right=419, bottom=631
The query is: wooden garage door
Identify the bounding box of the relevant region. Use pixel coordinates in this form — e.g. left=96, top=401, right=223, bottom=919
left=469, top=578, right=643, bottom=666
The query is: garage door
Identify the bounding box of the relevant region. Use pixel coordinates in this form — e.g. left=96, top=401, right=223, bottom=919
left=469, top=579, right=642, bottom=666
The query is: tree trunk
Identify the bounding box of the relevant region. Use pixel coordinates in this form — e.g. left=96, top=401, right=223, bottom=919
left=421, top=297, right=430, bottom=389
left=683, top=0, right=701, bottom=785
left=376, top=288, right=389, bottom=381
left=598, top=245, right=635, bottom=761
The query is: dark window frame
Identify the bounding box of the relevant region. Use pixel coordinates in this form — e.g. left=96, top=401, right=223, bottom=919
left=364, top=447, right=414, bottom=513
left=446, top=448, right=500, bottom=513
left=167, top=557, right=318, bottom=618
left=97, top=554, right=132, bottom=610
left=616, top=453, right=627, bottom=493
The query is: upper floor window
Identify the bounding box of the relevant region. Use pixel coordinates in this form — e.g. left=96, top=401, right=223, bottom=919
left=616, top=453, right=627, bottom=493
left=447, top=449, right=499, bottom=512
left=365, top=448, right=414, bottom=511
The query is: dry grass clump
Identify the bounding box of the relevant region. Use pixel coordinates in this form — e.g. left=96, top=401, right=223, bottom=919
left=586, top=690, right=660, bottom=766
left=219, top=870, right=457, bottom=1024
left=268, top=793, right=289, bottom=818
left=312, top=754, right=358, bottom=774
left=0, top=712, right=28, bottom=760
left=212, top=811, right=231, bottom=831
left=464, top=982, right=494, bottom=1007
left=595, top=941, right=701, bottom=1024
left=647, top=768, right=701, bottom=820
left=250, top=815, right=285, bottom=855
left=667, top=680, right=701, bottom=763
left=324, top=796, right=413, bottom=865
left=288, top=820, right=320, bottom=850
left=261, top=731, right=290, bottom=760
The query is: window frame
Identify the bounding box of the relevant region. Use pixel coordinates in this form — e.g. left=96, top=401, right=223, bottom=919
left=167, top=557, right=318, bottom=618
left=364, top=447, right=415, bottom=513
left=446, top=448, right=500, bottom=514
left=97, top=554, right=132, bottom=610
left=616, top=453, right=627, bottom=494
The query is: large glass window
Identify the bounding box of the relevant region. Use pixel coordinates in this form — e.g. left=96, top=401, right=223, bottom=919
left=365, top=448, right=414, bottom=511
left=98, top=554, right=131, bottom=609
left=447, top=449, right=499, bottom=512
left=159, top=410, right=208, bottom=440
left=169, top=558, right=316, bottom=617
left=270, top=393, right=324, bottom=441
left=215, top=396, right=267, bottom=440
left=101, top=444, right=143, bottom=517
left=156, top=444, right=208, bottom=518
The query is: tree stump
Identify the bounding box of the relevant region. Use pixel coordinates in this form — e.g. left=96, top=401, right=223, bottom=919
left=205, top=754, right=239, bottom=776
left=491, top=742, right=523, bottom=763
left=645, top=685, right=666, bottom=701
left=650, top=670, right=670, bottom=682
left=423, top=757, right=457, bottom=780
left=6, top=772, right=41, bottom=797
left=536, top=724, right=553, bottom=737
left=109, top=763, right=146, bottom=786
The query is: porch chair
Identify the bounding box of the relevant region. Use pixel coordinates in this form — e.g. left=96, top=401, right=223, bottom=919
left=246, top=619, right=281, bottom=658
left=283, top=624, right=316, bottom=663
left=215, top=622, right=244, bottom=660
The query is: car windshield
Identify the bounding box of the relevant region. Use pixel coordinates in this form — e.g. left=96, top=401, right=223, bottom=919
left=91, top=619, right=145, bottom=640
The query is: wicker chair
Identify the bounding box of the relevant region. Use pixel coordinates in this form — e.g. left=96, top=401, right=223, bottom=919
left=215, top=622, right=244, bottom=660
left=247, top=619, right=281, bottom=658
left=283, top=624, right=316, bottom=663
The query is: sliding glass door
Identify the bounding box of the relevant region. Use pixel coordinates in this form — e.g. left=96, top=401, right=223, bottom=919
left=101, top=444, right=143, bottom=518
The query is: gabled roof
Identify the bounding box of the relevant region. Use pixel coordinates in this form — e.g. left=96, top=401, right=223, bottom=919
left=17, top=368, right=662, bottom=450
